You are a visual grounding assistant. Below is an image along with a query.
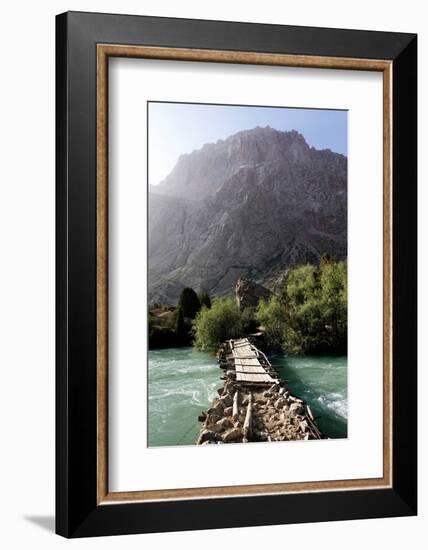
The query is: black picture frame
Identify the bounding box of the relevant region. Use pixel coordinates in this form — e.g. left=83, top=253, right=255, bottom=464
left=56, top=11, right=417, bottom=538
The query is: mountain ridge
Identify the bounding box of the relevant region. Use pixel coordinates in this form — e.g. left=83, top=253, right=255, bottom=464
left=149, top=126, right=347, bottom=305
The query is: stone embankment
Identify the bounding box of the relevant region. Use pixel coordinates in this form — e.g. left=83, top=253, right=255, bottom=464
left=197, top=338, right=324, bottom=444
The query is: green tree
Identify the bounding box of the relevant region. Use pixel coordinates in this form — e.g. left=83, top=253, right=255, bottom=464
left=319, top=253, right=332, bottom=269
left=255, top=296, right=287, bottom=351
left=282, top=260, right=347, bottom=354
left=199, top=291, right=212, bottom=309
left=193, top=298, right=243, bottom=351
left=318, top=259, right=347, bottom=351
left=178, top=287, right=201, bottom=319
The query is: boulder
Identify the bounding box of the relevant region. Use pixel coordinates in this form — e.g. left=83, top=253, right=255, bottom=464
left=234, top=278, right=272, bottom=310
left=223, top=427, right=243, bottom=442
left=220, top=393, right=233, bottom=408
left=198, top=429, right=218, bottom=444
left=289, top=395, right=303, bottom=404
left=299, top=420, right=308, bottom=432
left=208, top=400, right=224, bottom=414
left=216, top=417, right=233, bottom=430
left=208, top=422, right=225, bottom=433
left=207, top=413, right=222, bottom=424
left=279, top=412, right=288, bottom=423
left=290, top=403, right=304, bottom=416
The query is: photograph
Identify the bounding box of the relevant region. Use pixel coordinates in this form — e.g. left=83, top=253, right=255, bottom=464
left=0, top=1, right=419, bottom=544
left=50, top=5, right=418, bottom=540
left=147, top=102, right=348, bottom=447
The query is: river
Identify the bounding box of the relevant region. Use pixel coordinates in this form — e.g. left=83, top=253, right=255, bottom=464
left=148, top=347, right=347, bottom=447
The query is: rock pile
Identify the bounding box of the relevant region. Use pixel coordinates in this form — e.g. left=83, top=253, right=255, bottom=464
left=196, top=341, right=324, bottom=445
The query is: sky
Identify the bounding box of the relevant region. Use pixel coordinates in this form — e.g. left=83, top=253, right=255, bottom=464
left=148, top=102, right=347, bottom=186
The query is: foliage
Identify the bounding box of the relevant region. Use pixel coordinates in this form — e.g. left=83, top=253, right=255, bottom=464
left=150, top=258, right=346, bottom=354
left=252, top=257, right=347, bottom=354
left=255, top=297, right=287, bottom=351
left=241, top=307, right=258, bottom=334
left=178, top=287, right=201, bottom=319
left=193, top=298, right=243, bottom=351
left=282, top=258, right=347, bottom=354
left=199, top=291, right=212, bottom=309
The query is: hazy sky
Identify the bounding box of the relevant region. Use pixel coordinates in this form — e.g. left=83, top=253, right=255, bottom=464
left=148, top=102, right=347, bottom=186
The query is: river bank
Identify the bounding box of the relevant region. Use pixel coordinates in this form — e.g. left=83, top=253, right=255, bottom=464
left=148, top=347, right=347, bottom=447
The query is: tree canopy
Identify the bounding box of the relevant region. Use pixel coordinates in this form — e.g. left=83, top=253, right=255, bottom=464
left=193, top=297, right=243, bottom=351
left=178, top=287, right=201, bottom=319
left=151, top=259, right=347, bottom=354
left=255, top=296, right=287, bottom=352
left=199, top=291, right=212, bottom=309
left=193, top=258, right=347, bottom=355
left=282, top=258, right=347, bottom=354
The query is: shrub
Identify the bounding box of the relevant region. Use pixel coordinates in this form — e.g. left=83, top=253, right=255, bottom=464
left=282, top=260, right=347, bottom=354
left=255, top=296, right=287, bottom=351
left=193, top=298, right=243, bottom=351
left=241, top=307, right=258, bottom=334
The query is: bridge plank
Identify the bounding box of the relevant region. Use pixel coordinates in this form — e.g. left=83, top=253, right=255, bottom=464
left=231, top=338, right=277, bottom=384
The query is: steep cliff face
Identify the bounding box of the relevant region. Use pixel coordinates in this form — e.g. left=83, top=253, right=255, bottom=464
left=149, top=126, right=347, bottom=305
left=155, top=127, right=315, bottom=201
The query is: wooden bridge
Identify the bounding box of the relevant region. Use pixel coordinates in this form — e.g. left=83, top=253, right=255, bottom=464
left=225, top=338, right=279, bottom=386
left=197, top=337, right=324, bottom=443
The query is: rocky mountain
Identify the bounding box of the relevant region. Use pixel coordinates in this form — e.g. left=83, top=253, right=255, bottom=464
left=149, top=126, right=347, bottom=305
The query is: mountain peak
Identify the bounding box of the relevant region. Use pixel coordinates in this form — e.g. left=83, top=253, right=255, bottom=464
left=154, top=126, right=313, bottom=201
left=149, top=126, right=347, bottom=305
left=227, top=125, right=308, bottom=146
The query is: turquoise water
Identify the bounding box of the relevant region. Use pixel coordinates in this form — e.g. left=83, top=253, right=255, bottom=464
left=148, top=348, right=220, bottom=447
left=148, top=347, right=347, bottom=446
left=272, top=355, right=347, bottom=438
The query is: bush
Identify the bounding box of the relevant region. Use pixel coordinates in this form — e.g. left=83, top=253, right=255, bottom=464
left=255, top=297, right=287, bottom=351
left=241, top=307, right=258, bottom=334
left=282, top=259, right=347, bottom=354
left=193, top=298, right=243, bottom=351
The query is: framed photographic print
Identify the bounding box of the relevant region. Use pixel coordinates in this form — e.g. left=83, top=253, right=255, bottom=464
left=56, top=11, right=417, bottom=537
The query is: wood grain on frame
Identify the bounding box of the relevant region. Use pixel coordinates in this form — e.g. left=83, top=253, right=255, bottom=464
left=96, top=44, right=393, bottom=504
